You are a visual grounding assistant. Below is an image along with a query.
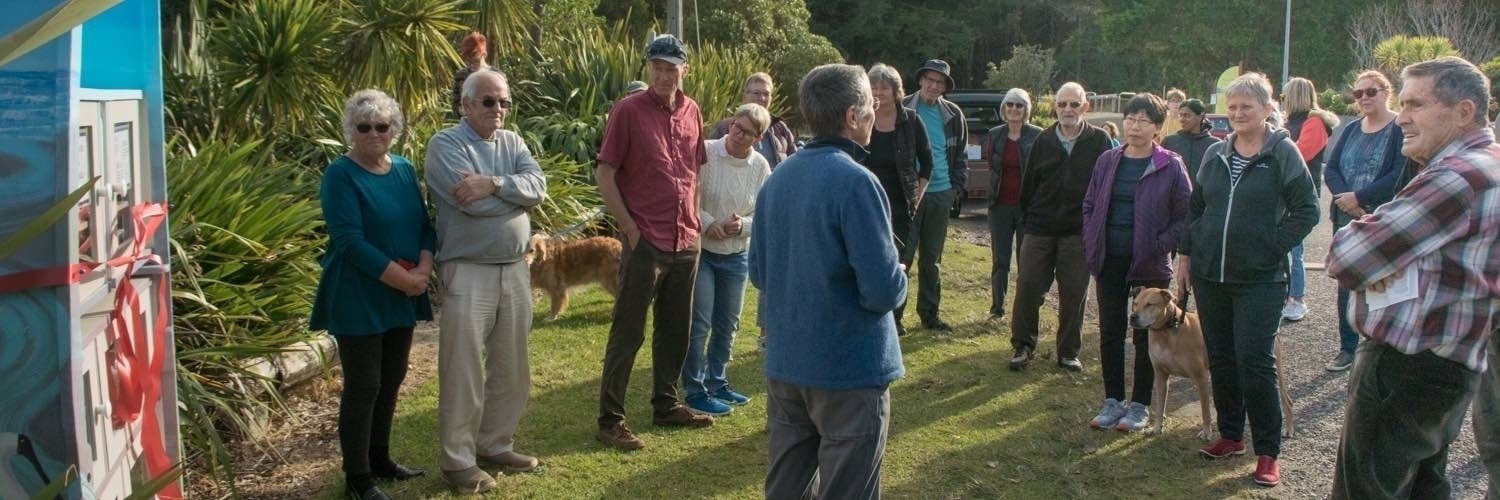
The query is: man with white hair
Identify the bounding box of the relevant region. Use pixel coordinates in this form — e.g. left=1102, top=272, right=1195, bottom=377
left=425, top=68, right=547, bottom=494
left=752, top=62, right=906, bottom=500
left=1009, top=82, right=1110, bottom=372
left=1327, top=56, right=1500, bottom=499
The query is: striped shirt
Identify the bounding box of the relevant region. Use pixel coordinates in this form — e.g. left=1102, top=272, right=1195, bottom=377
left=1228, top=152, right=1251, bottom=185
left=1326, top=127, right=1500, bottom=371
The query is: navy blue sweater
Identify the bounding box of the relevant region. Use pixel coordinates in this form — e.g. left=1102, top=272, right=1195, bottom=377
left=750, top=137, right=907, bottom=390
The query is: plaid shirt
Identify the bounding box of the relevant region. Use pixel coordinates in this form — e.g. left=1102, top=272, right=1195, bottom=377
left=1326, top=127, right=1500, bottom=372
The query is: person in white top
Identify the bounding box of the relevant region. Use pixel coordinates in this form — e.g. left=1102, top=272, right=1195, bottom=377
left=681, top=103, right=773, bottom=417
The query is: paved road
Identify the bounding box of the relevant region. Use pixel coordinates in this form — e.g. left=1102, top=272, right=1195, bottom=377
left=953, top=195, right=1488, bottom=499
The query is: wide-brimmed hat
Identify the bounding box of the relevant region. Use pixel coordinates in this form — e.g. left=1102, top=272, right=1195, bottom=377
left=915, top=59, right=955, bottom=90
left=623, top=80, right=648, bottom=95
left=646, top=34, right=688, bottom=65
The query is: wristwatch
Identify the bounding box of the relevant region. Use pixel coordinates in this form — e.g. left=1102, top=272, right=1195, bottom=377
left=490, top=175, right=504, bottom=191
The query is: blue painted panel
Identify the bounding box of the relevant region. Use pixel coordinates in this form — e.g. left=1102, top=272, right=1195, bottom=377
left=0, top=2, right=76, bottom=496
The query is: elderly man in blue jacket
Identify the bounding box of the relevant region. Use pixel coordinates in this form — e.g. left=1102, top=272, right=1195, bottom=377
left=751, top=63, right=907, bottom=499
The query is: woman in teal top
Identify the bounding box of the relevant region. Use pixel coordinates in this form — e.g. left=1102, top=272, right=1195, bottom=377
left=309, top=89, right=434, bottom=500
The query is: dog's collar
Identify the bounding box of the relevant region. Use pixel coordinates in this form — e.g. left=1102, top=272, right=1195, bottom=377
left=1167, top=305, right=1187, bottom=331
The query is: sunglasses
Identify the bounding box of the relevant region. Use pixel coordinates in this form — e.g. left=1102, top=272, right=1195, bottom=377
left=478, top=97, right=514, bottom=109
left=1004, top=102, right=1025, bottom=109
left=356, top=123, right=391, bottom=134
left=1352, top=88, right=1384, bottom=99
left=1056, top=101, right=1084, bottom=109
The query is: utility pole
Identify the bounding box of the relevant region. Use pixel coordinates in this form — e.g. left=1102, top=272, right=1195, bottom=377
left=668, top=0, right=683, bottom=38
left=1282, top=0, right=1291, bottom=86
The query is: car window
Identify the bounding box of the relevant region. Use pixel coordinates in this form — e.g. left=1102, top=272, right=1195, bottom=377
left=1208, top=116, right=1230, bottom=133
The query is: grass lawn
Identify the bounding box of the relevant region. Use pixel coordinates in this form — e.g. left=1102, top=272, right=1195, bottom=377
left=334, top=235, right=1276, bottom=499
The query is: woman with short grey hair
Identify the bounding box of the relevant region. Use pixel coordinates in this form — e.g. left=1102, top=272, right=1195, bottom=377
left=862, top=62, right=933, bottom=335
left=751, top=64, right=904, bottom=499
left=984, top=87, right=1042, bottom=321
left=1175, top=72, right=1318, bottom=487
left=342, top=89, right=406, bottom=145
left=312, top=88, right=434, bottom=500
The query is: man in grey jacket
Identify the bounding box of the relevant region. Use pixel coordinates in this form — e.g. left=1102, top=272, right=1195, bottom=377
left=425, top=69, right=548, bottom=494
left=901, top=59, right=967, bottom=332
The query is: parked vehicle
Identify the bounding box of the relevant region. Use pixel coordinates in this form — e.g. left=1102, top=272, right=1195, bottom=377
left=942, top=90, right=1010, bottom=217
left=1206, top=113, right=1231, bottom=139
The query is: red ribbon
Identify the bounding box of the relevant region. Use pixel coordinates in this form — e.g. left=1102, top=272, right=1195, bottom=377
left=0, top=203, right=179, bottom=498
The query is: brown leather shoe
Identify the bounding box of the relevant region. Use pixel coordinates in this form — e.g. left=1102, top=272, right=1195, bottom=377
left=440, top=466, right=496, bottom=495
left=652, top=405, right=715, bottom=428
left=477, top=451, right=538, bottom=473
left=596, top=422, right=645, bottom=451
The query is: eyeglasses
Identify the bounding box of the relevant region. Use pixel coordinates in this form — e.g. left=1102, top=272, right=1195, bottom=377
left=730, top=121, right=761, bottom=138
left=478, top=96, right=514, bottom=109
left=356, top=123, right=391, bottom=134
left=1056, top=101, right=1084, bottom=109
left=1123, top=115, right=1157, bottom=127
left=1004, top=102, right=1025, bottom=109
left=1352, top=88, right=1384, bottom=99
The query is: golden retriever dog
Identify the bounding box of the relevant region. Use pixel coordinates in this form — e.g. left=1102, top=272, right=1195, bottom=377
left=527, top=234, right=621, bottom=321
left=1128, top=287, right=1295, bottom=440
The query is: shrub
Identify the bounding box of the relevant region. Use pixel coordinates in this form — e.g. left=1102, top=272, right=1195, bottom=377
left=167, top=138, right=325, bottom=486
left=984, top=45, right=1056, bottom=94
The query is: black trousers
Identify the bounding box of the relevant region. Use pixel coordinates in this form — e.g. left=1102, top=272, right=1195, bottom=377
left=1095, top=255, right=1167, bottom=404
left=890, top=201, right=913, bottom=327
left=335, top=327, right=414, bottom=476
left=1193, top=279, right=1284, bottom=457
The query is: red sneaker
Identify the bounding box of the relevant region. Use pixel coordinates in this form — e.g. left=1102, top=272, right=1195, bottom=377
left=1199, top=438, right=1246, bottom=459
left=1252, top=455, right=1280, bottom=486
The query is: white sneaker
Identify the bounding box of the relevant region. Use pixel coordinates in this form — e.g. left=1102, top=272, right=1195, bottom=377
left=1281, top=301, right=1307, bottom=321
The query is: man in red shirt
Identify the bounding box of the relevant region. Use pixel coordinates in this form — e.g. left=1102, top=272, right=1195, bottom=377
left=594, top=34, right=713, bottom=451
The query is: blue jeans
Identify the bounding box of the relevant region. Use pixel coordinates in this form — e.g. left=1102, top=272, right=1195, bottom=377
left=1332, top=222, right=1360, bottom=354
left=1287, top=243, right=1305, bottom=299
left=683, top=250, right=749, bottom=399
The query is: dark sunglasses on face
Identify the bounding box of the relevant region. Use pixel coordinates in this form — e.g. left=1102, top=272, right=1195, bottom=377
left=356, top=123, right=391, bottom=134
left=1004, top=102, right=1025, bottom=108
left=1056, top=101, right=1083, bottom=109
left=479, top=97, right=514, bottom=109
left=1352, top=88, right=1384, bottom=99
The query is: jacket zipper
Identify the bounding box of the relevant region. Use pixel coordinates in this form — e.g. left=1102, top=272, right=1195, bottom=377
left=1218, top=152, right=1239, bottom=282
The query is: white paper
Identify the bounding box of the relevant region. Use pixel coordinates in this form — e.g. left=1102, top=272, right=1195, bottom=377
left=965, top=144, right=981, bottom=161
left=1365, top=267, right=1418, bottom=311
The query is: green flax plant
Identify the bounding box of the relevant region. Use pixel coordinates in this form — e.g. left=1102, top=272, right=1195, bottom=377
left=167, top=138, right=326, bottom=490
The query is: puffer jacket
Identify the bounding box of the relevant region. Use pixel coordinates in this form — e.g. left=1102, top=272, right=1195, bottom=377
left=1177, top=124, right=1319, bottom=283
left=1082, top=144, right=1192, bottom=281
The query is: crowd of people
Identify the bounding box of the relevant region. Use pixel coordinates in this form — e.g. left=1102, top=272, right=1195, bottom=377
left=307, top=28, right=1500, bottom=498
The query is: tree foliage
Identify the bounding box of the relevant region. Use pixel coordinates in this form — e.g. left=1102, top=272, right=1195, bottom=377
left=1374, top=35, right=1460, bottom=78
left=983, top=44, right=1055, bottom=93
left=803, top=0, right=1497, bottom=100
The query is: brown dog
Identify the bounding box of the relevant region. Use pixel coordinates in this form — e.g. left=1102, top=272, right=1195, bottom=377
left=1128, top=287, right=1296, bottom=440
left=527, top=234, right=621, bottom=321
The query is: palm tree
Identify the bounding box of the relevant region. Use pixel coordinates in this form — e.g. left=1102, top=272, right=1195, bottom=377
left=1374, top=35, right=1460, bottom=77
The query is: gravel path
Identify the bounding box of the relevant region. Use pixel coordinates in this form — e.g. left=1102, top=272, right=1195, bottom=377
left=951, top=197, right=1488, bottom=499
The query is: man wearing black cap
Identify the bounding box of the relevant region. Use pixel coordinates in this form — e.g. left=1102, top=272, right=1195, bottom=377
left=900, top=59, right=967, bottom=332
left=594, top=34, right=714, bottom=452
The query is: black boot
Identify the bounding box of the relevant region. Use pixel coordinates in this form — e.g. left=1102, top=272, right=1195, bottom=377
left=369, top=446, right=424, bottom=480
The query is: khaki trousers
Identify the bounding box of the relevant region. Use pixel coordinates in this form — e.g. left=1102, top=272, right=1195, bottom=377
left=437, top=260, right=532, bottom=471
